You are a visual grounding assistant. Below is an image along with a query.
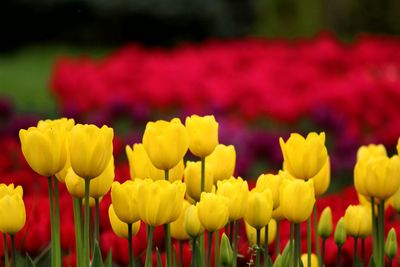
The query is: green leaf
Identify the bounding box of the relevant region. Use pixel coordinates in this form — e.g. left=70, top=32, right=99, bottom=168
left=272, top=254, right=282, bottom=267
left=265, top=256, right=273, bottom=267
left=369, top=255, right=376, bottom=267
left=279, top=240, right=293, bottom=267
left=104, top=251, right=113, bottom=267
left=26, top=254, right=37, bottom=267
left=91, top=241, right=103, bottom=267
left=156, top=247, right=162, bottom=267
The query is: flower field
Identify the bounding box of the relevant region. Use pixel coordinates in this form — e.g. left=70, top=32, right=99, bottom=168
left=1, top=34, right=400, bottom=267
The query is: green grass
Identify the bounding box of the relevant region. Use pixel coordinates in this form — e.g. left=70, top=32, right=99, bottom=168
left=0, top=45, right=111, bottom=116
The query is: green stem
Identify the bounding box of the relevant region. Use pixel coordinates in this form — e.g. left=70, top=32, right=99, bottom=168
left=275, top=221, right=280, bottom=256
left=94, top=198, right=100, bottom=248
left=145, top=225, right=154, bottom=267
left=294, top=224, right=301, bottom=267
left=264, top=224, right=269, bottom=265
left=307, top=216, right=311, bottom=267
left=313, top=206, right=320, bottom=261
left=84, top=179, right=91, bottom=267
left=3, top=234, right=9, bottom=267
left=233, top=221, right=238, bottom=267
left=165, top=224, right=172, bottom=267
left=229, top=222, right=234, bottom=242
left=165, top=170, right=170, bottom=181
left=128, top=223, right=135, bottom=267
left=337, top=245, right=341, bottom=267
left=321, top=238, right=326, bottom=267
left=47, top=176, right=56, bottom=267
left=10, top=235, right=15, bottom=267
left=353, top=237, right=358, bottom=267
left=73, top=198, right=83, bottom=267
left=256, top=229, right=261, bottom=267
left=53, top=178, right=61, bottom=267
left=179, top=240, right=183, bottom=267
left=361, top=238, right=365, bottom=265
left=191, top=237, right=197, bottom=267
left=207, top=232, right=213, bottom=267
left=371, top=197, right=377, bottom=263
left=378, top=201, right=385, bottom=267
left=215, top=232, right=219, bottom=267
left=389, top=257, right=393, bottom=267
left=290, top=223, right=294, bottom=267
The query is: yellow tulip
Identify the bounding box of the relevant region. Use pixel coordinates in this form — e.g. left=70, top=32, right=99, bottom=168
left=301, top=253, right=318, bottom=267
left=392, top=187, right=400, bottom=212
left=138, top=179, right=186, bottom=226
left=207, top=144, right=236, bottom=182
left=142, top=118, right=188, bottom=170
left=256, top=173, right=283, bottom=209
left=184, top=161, right=214, bottom=202
left=197, top=192, right=229, bottom=232
left=185, top=205, right=204, bottom=238
left=318, top=207, right=332, bottom=239
left=216, top=177, right=248, bottom=221
left=0, top=193, right=26, bottom=234
left=279, top=179, right=315, bottom=223
left=0, top=184, right=23, bottom=198
left=19, top=126, right=67, bottom=177
left=170, top=201, right=191, bottom=240
left=37, top=117, right=75, bottom=131
left=110, top=180, right=142, bottom=224
left=244, top=188, right=273, bottom=229
left=357, top=144, right=387, bottom=162
left=185, top=115, right=219, bottom=158
left=310, top=158, right=330, bottom=197
left=126, top=144, right=184, bottom=181
left=108, top=204, right=140, bottom=239
left=65, top=158, right=114, bottom=199
left=245, top=219, right=277, bottom=245
left=279, top=132, right=328, bottom=180
left=69, top=124, right=113, bottom=179
left=363, top=156, right=400, bottom=200
left=343, top=205, right=372, bottom=238
left=272, top=206, right=285, bottom=221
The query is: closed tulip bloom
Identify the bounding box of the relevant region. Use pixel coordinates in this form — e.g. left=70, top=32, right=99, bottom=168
left=207, top=144, right=236, bottom=182
left=65, top=158, right=114, bottom=199
left=126, top=144, right=184, bottom=181
left=256, top=173, right=283, bottom=209
left=108, top=204, right=140, bottom=239
left=111, top=180, right=142, bottom=224
left=334, top=218, right=347, bottom=246
left=19, top=126, right=67, bottom=177
left=69, top=124, right=113, bottom=179
left=385, top=228, right=398, bottom=259
left=245, top=219, right=276, bottom=245
left=357, top=144, right=387, bottom=162
left=311, top=158, right=330, bottom=197
left=138, top=179, right=186, bottom=226
left=143, top=118, right=189, bottom=170
left=184, top=161, right=214, bottom=201
left=197, top=192, right=229, bottom=232
left=279, top=179, right=315, bottom=223
left=392, top=187, right=400, bottom=212
left=185, top=205, right=204, bottom=237
left=272, top=206, right=285, bottom=221
left=185, top=115, right=219, bottom=158
left=217, top=177, right=248, bottom=221
left=170, top=200, right=191, bottom=240
left=0, top=194, right=26, bottom=234
left=37, top=117, right=75, bottom=131
left=301, top=253, right=318, bottom=267
left=343, top=205, right=372, bottom=238
left=318, top=207, right=333, bottom=239
left=364, top=155, right=400, bottom=200
left=0, top=184, right=23, bottom=198
left=279, top=132, right=328, bottom=180
left=244, top=188, right=273, bottom=229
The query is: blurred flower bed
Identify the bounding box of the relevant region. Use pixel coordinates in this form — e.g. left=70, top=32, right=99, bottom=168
left=1, top=33, right=400, bottom=266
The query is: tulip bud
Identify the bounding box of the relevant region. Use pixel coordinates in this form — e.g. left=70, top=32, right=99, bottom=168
left=170, top=201, right=191, bottom=240
left=219, top=233, right=233, bottom=267
left=185, top=205, right=204, bottom=238
left=185, top=115, right=219, bottom=158
left=207, top=144, right=236, bottom=182
left=279, top=132, right=328, bottom=180
left=138, top=179, right=186, bottom=226
left=385, top=228, right=398, bottom=259
left=343, top=205, right=372, bottom=238
left=256, top=173, right=282, bottom=209
left=143, top=118, right=189, bottom=170
left=108, top=204, right=140, bottom=239
left=69, top=124, right=113, bottom=179
left=318, top=207, right=333, bottom=239
left=184, top=161, right=214, bottom=202
left=126, top=144, right=184, bottom=181
left=244, top=188, right=273, bottom=230
left=216, top=177, right=248, bottom=221
left=301, top=253, right=318, bottom=267
left=334, top=218, right=346, bottom=246
left=0, top=193, right=26, bottom=234
left=111, top=180, right=142, bottom=224
left=279, top=179, right=315, bottom=223
left=197, top=192, right=229, bottom=232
